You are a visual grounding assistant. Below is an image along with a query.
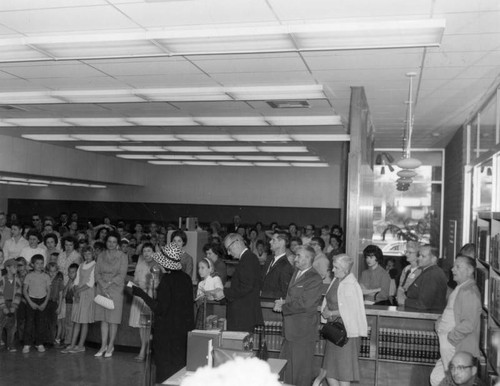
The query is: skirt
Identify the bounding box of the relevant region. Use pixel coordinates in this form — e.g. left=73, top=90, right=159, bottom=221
left=322, top=337, right=360, bottom=382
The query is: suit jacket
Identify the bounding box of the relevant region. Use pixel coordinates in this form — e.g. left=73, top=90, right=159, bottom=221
left=405, top=264, right=448, bottom=312
left=449, top=279, right=481, bottom=357
left=282, top=267, right=323, bottom=342
left=260, top=254, right=294, bottom=299
left=224, top=249, right=263, bottom=332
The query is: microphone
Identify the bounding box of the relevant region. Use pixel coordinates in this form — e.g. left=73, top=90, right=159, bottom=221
left=150, top=264, right=161, bottom=299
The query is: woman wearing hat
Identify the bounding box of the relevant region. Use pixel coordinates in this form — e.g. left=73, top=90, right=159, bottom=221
left=132, top=242, right=195, bottom=383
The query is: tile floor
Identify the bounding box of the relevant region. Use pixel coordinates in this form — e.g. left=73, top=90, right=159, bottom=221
left=0, top=345, right=147, bottom=386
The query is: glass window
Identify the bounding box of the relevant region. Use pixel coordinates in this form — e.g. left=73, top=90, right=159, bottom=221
left=373, top=150, right=443, bottom=253
left=479, top=95, right=498, bottom=154
left=470, top=116, right=479, bottom=160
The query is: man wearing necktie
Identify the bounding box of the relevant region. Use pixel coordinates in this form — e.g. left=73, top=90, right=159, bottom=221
left=261, top=231, right=294, bottom=299
left=274, top=245, right=323, bottom=386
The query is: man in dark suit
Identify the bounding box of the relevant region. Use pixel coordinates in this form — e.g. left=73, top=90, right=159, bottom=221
left=404, top=245, right=448, bottom=312
left=261, top=230, right=294, bottom=299
left=215, top=233, right=263, bottom=332
left=274, top=245, right=323, bottom=386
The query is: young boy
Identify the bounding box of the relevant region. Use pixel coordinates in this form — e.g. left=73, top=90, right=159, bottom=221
left=46, top=262, right=63, bottom=346
left=60, top=263, right=78, bottom=350
left=0, top=259, right=23, bottom=352
left=22, top=254, right=51, bottom=353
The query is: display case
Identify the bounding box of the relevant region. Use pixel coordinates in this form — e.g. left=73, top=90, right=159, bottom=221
left=475, top=211, right=500, bottom=383
left=200, top=301, right=440, bottom=386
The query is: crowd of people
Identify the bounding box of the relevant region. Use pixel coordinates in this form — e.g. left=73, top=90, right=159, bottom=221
left=0, top=209, right=485, bottom=386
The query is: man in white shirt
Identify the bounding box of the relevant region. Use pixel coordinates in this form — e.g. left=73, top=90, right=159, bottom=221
left=3, top=222, right=29, bottom=261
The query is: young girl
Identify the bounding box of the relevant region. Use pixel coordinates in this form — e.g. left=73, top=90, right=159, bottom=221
left=128, top=242, right=158, bottom=361
left=65, top=246, right=96, bottom=353
left=196, top=258, right=223, bottom=301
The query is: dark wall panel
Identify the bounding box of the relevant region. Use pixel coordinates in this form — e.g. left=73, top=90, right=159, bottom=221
left=8, top=198, right=340, bottom=229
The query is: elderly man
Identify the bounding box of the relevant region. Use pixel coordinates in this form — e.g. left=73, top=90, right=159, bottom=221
left=430, top=255, right=482, bottom=386
left=404, top=245, right=447, bottom=312
left=215, top=233, right=263, bottom=332
left=261, top=231, right=294, bottom=299
left=274, top=245, right=323, bottom=386
left=438, top=352, right=484, bottom=386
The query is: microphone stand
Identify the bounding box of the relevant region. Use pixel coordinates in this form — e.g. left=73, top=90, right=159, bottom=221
left=145, top=264, right=161, bottom=386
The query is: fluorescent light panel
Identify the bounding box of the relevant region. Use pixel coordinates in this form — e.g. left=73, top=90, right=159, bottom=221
left=176, top=134, right=234, bottom=142
left=0, top=19, right=444, bottom=61
left=210, top=146, right=259, bottom=152
left=116, top=154, right=157, bottom=159
left=0, top=85, right=326, bottom=104
left=22, top=134, right=77, bottom=141
left=232, top=134, right=292, bottom=142
left=0, top=175, right=106, bottom=188
left=164, top=146, right=213, bottom=152
left=3, top=115, right=341, bottom=127
left=259, top=146, right=308, bottom=153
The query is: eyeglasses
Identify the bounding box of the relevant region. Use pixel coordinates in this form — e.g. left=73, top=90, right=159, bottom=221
left=305, top=227, right=313, bottom=231
left=449, top=365, right=474, bottom=371
left=17, top=264, right=24, bottom=267
left=32, top=218, right=40, bottom=222
left=449, top=365, right=473, bottom=372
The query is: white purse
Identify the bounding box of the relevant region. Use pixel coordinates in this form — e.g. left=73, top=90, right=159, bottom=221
left=94, top=294, right=115, bottom=310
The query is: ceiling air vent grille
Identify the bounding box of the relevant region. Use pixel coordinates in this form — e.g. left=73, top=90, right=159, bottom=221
left=267, top=101, right=310, bottom=109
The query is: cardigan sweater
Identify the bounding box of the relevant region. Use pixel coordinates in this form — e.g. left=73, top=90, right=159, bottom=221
left=321, top=273, right=368, bottom=338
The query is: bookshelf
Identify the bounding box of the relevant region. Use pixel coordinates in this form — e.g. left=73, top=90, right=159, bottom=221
left=201, top=301, right=439, bottom=386
left=475, top=211, right=500, bottom=383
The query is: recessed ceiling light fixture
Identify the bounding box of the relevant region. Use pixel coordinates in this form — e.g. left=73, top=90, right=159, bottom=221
left=0, top=85, right=326, bottom=104
left=0, top=19, right=445, bottom=62
left=10, top=115, right=342, bottom=127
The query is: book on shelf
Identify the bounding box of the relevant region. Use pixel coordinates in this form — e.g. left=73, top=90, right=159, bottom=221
left=478, top=228, right=490, bottom=263
left=476, top=264, right=489, bottom=309
left=490, top=276, right=500, bottom=324
left=491, top=233, right=500, bottom=271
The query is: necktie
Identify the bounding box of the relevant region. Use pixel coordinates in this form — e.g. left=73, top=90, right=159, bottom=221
left=401, top=268, right=411, bottom=288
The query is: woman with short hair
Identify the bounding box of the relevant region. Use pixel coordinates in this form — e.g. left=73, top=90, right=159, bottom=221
left=320, top=254, right=368, bottom=386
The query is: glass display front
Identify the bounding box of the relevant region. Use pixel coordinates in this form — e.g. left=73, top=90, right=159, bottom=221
left=372, top=150, right=443, bottom=255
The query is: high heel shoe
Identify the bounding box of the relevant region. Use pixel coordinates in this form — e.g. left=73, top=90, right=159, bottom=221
left=94, top=346, right=107, bottom=357
left=104, top=346, right=114, bottom=358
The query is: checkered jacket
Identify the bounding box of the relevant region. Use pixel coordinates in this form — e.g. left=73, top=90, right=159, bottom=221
left=0, top=275, right=22, bottom=312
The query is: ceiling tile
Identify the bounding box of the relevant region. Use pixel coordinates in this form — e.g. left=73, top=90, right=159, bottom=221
left=192, top=55, right=308, bottom=74
left=115, top=0, right=276, bottom=28
left=268, top=0, right=433, bottom=20
left=115, top=74, right=216, bottom=88
left=0, top=5, right=139, bottom=34
left=88, top=58, right=201, bottom=77
left=0, top=1, right=106, bottom=12
left=2, top=62, right=106, bottom=79
left=27, top=76, right=126, bottom=90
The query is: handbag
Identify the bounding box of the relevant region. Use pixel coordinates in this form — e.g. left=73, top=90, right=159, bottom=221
left=321, top=317, right=348, bottom=347
left=94, top=293, right=115, bottom=310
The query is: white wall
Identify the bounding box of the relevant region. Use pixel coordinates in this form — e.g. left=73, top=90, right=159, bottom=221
left=0, top=138, right=344, bottom=210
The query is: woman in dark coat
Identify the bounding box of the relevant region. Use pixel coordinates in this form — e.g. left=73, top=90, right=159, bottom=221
left=132, top=242, right=194, bottom=383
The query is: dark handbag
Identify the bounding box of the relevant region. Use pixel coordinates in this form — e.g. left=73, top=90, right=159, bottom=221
left=321, top=317, right=348, bottom=347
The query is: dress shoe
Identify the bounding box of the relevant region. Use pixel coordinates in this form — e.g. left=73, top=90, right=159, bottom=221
left=104, top=346, right=114, bottom=358
left=94, top=346, right=107, bottom=357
